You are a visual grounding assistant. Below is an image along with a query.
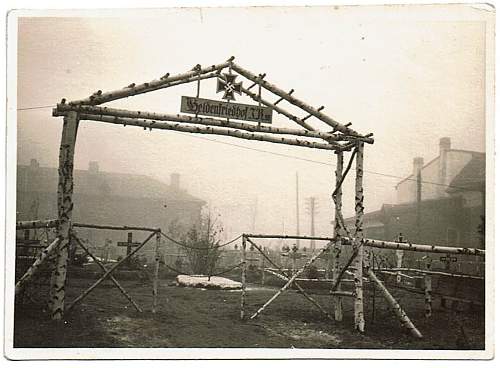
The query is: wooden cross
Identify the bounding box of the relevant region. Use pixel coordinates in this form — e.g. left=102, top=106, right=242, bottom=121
left=117, top=232, right=141, bottom=266
left=281, top=246, right=306, bottom=272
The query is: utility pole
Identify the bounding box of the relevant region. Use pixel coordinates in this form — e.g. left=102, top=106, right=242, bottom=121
left=295, top=172, right=300, bottom=248
left=305, top=196, right=318, bottom=250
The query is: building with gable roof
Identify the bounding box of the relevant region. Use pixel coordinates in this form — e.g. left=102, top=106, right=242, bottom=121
left=345, top=138, right=485, bottom=256
left=16, top=159, right=206, bottom=260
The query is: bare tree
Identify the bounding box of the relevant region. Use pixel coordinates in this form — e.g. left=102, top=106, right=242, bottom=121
left=184, top=211, right=224, bottom=276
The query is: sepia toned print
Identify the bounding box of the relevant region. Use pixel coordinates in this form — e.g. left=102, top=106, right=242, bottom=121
left=5, top=4, right=494, bottom=360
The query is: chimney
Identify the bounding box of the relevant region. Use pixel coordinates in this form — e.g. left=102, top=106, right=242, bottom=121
left=438, top=137, right=451, bottom=197
left=412, top=157, right=424, bottom=177
left=88, top=161, right=99, bottom=174
left=439, top=137, right=451, bottom=153
left=171, top=173, right=180, bottom=191
left=29, top=158, right=39, bottom=170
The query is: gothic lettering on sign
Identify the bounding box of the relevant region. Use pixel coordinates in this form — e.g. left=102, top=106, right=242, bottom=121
left=181, top=96, right=273, bottom=124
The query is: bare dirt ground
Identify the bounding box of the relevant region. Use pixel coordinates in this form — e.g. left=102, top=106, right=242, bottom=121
left=14, top=277, right=484, bottom=349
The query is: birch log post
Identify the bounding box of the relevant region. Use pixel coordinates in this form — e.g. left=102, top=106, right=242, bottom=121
left=353, top=142, right=365, bottom=332
left=366, top=268, right=423, bottom=339
left=396, top=249, right=404, bottom=284
left=424, top=263, right=432, bottom=318
left=332, top=150, right=344, bottom=321
left=15, top=237, right=61, bottom=296
left=50, top=111, right=79, bottom=320
left=152, top=231, right=161, bottom=313
left=240, top=236, right=247, bottom=320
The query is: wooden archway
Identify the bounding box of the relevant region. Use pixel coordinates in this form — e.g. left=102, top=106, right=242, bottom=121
left=51, top=56, right=373, bottom=331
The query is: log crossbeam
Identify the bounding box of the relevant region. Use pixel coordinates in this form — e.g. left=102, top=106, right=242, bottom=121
left=68, top=62, right=231, bottom=106
left=230, top=62, right=371, bottom=140
left=54, top=104, right=355, bottom=144
left=242, top=234, right=486, bottom=256
left=54, top=109, right=350, bottom=152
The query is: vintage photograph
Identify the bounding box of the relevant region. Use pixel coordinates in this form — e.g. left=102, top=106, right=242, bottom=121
left=5, top=4, right=494, bottom=360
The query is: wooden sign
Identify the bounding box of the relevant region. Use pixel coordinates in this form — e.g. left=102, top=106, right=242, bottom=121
left=181, top=96, right=273, bottom=124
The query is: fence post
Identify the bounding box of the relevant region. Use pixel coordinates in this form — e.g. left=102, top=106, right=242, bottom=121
left=424, top=262, right=432, bottom=318
left=396, top=233, right=404, bottom=284
left=152, top=230, right=161, bottom=313
left=240, top=235, right=247, bottom=320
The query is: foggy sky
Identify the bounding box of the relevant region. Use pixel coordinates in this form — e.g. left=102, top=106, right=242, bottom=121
left=15, top=5, right=489, bottom=244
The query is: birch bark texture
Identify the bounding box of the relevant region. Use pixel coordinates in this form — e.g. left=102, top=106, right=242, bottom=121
left=15, top=237, right=61, bottom=296
left=353, top=142, right=365, bottom=332
left=366, top=268, right=423, bottom=339
left=332, top=150, right=344, bottom=321
left=240, top=236, right=247, bottom=320
left=152, top=231, right=161, bottom=313
left=424, top=263, right=432, bottom=318
left=50, top=111, right=79, bottom=320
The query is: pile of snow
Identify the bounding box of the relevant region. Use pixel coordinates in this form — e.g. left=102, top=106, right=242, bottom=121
left=175, top=275, right=242, bottom=290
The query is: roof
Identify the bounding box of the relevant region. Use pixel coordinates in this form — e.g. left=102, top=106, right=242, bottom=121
left=345, top=196, right=465, bottom=224
left=395, top=149, right=485, bottom=188
left=17, top=164, right=205, bottom=203
left=446, top=153, right=486, bottom=193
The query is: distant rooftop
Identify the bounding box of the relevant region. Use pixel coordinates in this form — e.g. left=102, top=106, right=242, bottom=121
left=17, top=160, right=205, bottom=204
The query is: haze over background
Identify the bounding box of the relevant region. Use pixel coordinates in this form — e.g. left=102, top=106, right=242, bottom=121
left=15, top=5, right=488, bottom=244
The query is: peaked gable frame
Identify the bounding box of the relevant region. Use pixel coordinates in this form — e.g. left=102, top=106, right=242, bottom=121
left=54, top=56, right=373, bottom=152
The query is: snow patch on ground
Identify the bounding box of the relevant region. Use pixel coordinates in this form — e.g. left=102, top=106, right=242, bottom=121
left=175, top=275, right=242, bottom=290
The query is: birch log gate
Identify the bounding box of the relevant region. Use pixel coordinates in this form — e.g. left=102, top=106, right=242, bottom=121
left=50, top=111, right=79, bottom=320
left=48, top=57, right=378, bottom=322
left=249, top=242, right=334, bottom=320
left=245, top=237, right=334, bottom=321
